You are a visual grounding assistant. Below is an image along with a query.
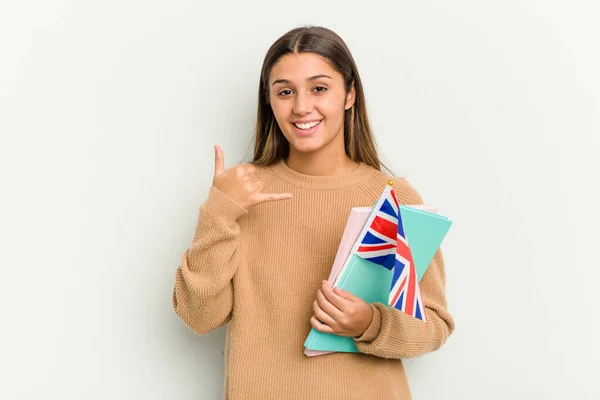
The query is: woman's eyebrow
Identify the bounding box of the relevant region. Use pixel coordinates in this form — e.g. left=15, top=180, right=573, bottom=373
left=271, top=74, right=333, bottom=86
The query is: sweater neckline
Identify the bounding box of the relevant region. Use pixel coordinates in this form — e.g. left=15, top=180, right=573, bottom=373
left=269, top=159, right=374, bottom=190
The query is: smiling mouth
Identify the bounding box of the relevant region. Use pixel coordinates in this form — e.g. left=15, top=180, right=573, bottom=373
left=293, top=120, right=322, bottom=130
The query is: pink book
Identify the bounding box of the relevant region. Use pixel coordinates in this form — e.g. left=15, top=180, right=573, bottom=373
left=304, top=204, right=438, bottom=357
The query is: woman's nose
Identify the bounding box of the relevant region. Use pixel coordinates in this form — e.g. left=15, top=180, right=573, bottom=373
left=293, top=92, right=313, bottom=115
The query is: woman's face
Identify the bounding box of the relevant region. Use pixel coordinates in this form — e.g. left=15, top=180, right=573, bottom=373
left=269, top=52, right=355, bottom=157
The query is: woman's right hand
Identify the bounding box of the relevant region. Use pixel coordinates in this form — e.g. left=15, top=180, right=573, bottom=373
left=212, top=145, right=292, bottom=210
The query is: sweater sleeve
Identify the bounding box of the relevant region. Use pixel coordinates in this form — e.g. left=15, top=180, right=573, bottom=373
left=353, top=178, right=455, bottom=359
left=354, top=249, right=455, bottom=358
left=172, top=186, right=248, bottom=334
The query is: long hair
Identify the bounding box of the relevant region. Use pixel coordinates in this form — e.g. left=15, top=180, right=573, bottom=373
left=252, top=26, right=389, bottom=173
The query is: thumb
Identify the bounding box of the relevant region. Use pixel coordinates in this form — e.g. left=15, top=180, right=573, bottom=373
left=214, top=145, right=225, bottom=177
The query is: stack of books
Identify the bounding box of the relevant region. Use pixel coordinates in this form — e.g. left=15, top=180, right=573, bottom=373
left=303, top=182, right=452, bottom=356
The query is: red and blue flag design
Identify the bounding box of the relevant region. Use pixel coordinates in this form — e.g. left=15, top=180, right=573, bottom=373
left=389, top=210, right=427, bottom=322
left=352, top=185, right=399, bottom=270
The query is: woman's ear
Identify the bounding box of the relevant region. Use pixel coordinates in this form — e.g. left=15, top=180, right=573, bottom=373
left=345, top=82, right=356, bottom=110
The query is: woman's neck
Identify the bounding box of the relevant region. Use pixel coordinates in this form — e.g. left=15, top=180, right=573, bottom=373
left=285, top=148, right=359, bottom=177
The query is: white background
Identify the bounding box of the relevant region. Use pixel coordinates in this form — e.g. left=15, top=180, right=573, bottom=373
left=1, top=0, right=599, bottom=399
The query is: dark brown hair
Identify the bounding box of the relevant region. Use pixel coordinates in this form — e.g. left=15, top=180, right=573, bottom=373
left=252, top=25, right=389, bottom=173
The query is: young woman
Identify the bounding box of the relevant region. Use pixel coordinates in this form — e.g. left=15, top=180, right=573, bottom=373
left=172, top=26, right=455, bottom=399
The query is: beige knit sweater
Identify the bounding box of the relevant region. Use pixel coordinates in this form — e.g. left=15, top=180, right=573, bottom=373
left=172, top=159, right=455, bottom=399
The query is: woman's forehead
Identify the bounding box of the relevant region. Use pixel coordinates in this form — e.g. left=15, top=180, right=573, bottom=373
left=269, top=53, right=340, bottom=84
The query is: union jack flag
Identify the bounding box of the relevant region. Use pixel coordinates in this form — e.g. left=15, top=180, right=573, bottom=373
left=389, top=209, right=427, bottom=322
left=353, top=184, right=427, bottom=322
left=352, top=185, right=399, bottom=270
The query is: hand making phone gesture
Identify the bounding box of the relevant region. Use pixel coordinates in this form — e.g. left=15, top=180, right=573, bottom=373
left=211, top=145, right=292, bottom=209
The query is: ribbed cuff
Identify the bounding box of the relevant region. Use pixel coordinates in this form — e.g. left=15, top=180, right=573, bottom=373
left=354, top=304, right=382, bottom=343
left=201, top=186, right=248, bottom=223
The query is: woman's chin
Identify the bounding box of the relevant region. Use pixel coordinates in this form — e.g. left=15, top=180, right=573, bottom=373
left=285, top=136, right=323, bottom=154
left=289, top=142, right=323, bottom=154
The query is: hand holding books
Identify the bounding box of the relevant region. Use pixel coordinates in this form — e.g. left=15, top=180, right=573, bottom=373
left=310, top=279, right=374, bottom=338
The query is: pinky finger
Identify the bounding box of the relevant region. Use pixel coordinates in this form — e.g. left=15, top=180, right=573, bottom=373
left=310, top=316, right=335, bottom=334
left=257, top=192, right=293, bottom=203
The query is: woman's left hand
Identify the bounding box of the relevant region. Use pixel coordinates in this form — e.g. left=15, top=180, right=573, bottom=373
left=310, top=280, right=373, bottom=338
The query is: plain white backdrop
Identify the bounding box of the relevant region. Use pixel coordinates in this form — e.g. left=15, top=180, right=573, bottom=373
left=1, top=0, right=599, bottom=399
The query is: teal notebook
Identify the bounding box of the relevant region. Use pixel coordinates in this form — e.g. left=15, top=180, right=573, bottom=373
left=303, top=205, right=452, bottom=353
left=398, top=205, right=451, bottom=281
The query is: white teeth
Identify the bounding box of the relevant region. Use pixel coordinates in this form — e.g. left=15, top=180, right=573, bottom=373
left=294, top=120, right=321, bottom=130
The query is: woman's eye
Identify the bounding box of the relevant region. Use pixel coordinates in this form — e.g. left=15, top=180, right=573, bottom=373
left=277, top=87, right=327, bottom=96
